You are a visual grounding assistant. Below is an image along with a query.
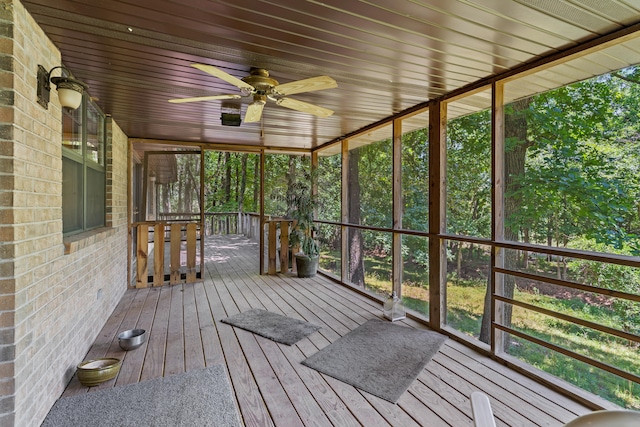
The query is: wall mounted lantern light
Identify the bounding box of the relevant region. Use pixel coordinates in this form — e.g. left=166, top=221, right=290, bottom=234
left=37, top=65, right=88, bottom=110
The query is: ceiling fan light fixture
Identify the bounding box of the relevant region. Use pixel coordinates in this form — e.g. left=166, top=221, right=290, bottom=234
left=221, top=113, right=241, bottom=126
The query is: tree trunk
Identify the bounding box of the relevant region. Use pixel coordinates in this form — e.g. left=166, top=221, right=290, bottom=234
left=213, top=153, right=223, bottom=208
left=224, top=152, right=231, bottom=204
left=348, top=149, right=365, bottom=286
left=253, top=155, right=259, bottom=211
left=479, top=98, right=532, bottom=346
left=286, top=155, right=297, bottom=216
left=238, top=153, right=248, bottom=212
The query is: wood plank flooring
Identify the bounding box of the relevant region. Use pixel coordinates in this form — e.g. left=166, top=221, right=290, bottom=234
left=62, top=235, right=593, bottom=426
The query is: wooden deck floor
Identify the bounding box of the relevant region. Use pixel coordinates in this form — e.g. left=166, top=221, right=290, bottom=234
left=62, top=235, right=593, bottom=426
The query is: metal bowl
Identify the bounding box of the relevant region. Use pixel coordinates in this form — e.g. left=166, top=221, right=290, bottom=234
left=76, top=358, right=122, bottom=387
left=117, top=328, right=147, bottom=351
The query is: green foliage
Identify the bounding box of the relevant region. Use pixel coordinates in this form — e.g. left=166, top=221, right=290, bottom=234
left=504, top=68, right=640, bottom=254
left=287, top=162, right=319, bottom=257
left=446, top=109, right=492, bottom=238
left=317, top=153, right=341, bottom=222
left=204, top=151, right=259, bottom=213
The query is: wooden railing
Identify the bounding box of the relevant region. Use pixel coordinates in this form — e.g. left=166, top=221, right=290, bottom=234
left=263, top=218, right=298, bottom=275
left=132, top=221, right=202, bottom=288
left=160, top=212, right=261, bottom=240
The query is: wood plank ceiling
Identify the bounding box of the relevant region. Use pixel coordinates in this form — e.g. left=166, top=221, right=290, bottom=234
left=22, top=0, right=640, bottom=150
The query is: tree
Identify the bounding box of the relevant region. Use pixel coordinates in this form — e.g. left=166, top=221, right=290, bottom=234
left=348, top=148, right=365, bottom=286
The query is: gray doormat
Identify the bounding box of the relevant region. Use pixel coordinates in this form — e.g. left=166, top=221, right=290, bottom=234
left=221, top=308, right=321, bottom=345
left=42, top=365, right=242, bottom=427
left=302, top=318, right=447, bottom=403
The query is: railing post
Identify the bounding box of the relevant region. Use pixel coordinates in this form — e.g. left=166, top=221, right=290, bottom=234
left=153, top=223, right=165, bottom=286
left=280, top=220, right=289, bottom=273
left=170, top=223, right=181, bottom=284
left=186, top=223, right=197, bottom=283
left=136, top=224, right=149, bottom=288
left=268, top=221, right=277, bottom=274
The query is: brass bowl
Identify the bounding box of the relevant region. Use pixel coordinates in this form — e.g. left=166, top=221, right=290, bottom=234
left=76, top=358, right=122, bottom=387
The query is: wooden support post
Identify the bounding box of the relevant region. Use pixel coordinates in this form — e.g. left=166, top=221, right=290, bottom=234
left=268, top=221, right=277, bottom=274
left=259, top=150, right=265, bottom=274
left=492, top=81, right=506, bottom=353
left=153, top=223, right=165, bottom=286
left=341, top=140, right=349, bottom=283
left=392, top=118, right=403, bottom=297
left=136, top=225, right=149, bottom=288
left=186, top=223, right=197, bottom=283
left=429, top=100, right=447, bottom=331
left=170, top=223, right=181, bottom=284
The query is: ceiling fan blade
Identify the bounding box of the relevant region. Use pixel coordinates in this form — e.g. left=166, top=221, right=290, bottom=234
left=274, top=76, right=337, bottom=96
left=276, top=97, right=334, bottom=118
left=168, top=94, right=241, bottom=104
left=191, top=64, right=255, bottom=92
left=244, top=101, right=265, bottom=123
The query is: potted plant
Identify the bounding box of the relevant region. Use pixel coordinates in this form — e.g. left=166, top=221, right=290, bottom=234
left=288, top=167, right=319, bottom=278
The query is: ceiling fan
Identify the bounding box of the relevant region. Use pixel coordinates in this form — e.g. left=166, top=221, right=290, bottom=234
left=168, top=64, right=337, bottom=123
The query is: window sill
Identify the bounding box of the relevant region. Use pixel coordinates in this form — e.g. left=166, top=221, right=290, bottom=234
left=63, top=227, right=115, bottom=255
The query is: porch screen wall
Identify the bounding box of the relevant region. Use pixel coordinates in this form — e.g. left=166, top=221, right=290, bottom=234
left=346, top=126, right=392, bottom=293
left=444, top=89, right=492, bottom=342
left=399, top=110, right=431, bottom=319
left=317, top=150, right=341, bottom=277
left=496, top=56, right=640, bottom=409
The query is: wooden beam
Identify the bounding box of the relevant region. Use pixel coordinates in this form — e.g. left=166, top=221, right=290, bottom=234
left=127, top=136, right=133, bottom=287
left=341, top=139, right=349, bottom=283
left=259, top=149, right=265, bottom=275
left=428, top=100, right=447, bottom=331
left=492, top=81, right=505, bottom=354
left=199, top=148, right=205, bottom=280
left=392, top=118, right=403, bottom=297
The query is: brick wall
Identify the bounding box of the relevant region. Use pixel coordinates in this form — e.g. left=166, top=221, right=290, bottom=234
left=0, top=1, right=129, bottom=425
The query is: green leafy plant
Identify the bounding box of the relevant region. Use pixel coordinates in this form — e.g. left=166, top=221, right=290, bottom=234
left=288, top=166, right=319, bottom=257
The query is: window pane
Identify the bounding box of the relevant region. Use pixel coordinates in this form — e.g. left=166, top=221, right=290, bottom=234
left=401, top=234, right=429, bottom=320
left=504, top=331, right=638, bottom=409
left=62, top=157, right=83, bottom=234
left=347, top=228, right=392, bottom=298
left=401, top=110, right=429, bottom=232
left=503, top=66, right=640, bottom=257
left=86, top=166, right=105, bottom=229
left=203, top=151, right=260, bottom=214
left=504, top=248, right=640, bottom=302
left=62, top=104, right=82, bottom=156
left=149, top=152, right=201, bottom=221
left=317, top=149, right=341, bottom=222
left=348, top=125, right=392, bottom=228
left=317, top=223, right=341, bottom=277
left=445, top=239, right=491, bottom=339
left=86, top=101, right=104, bottom=165
left=446, top=89, right=491, bottom=238
left=263, top=154, right=309, bottom=218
